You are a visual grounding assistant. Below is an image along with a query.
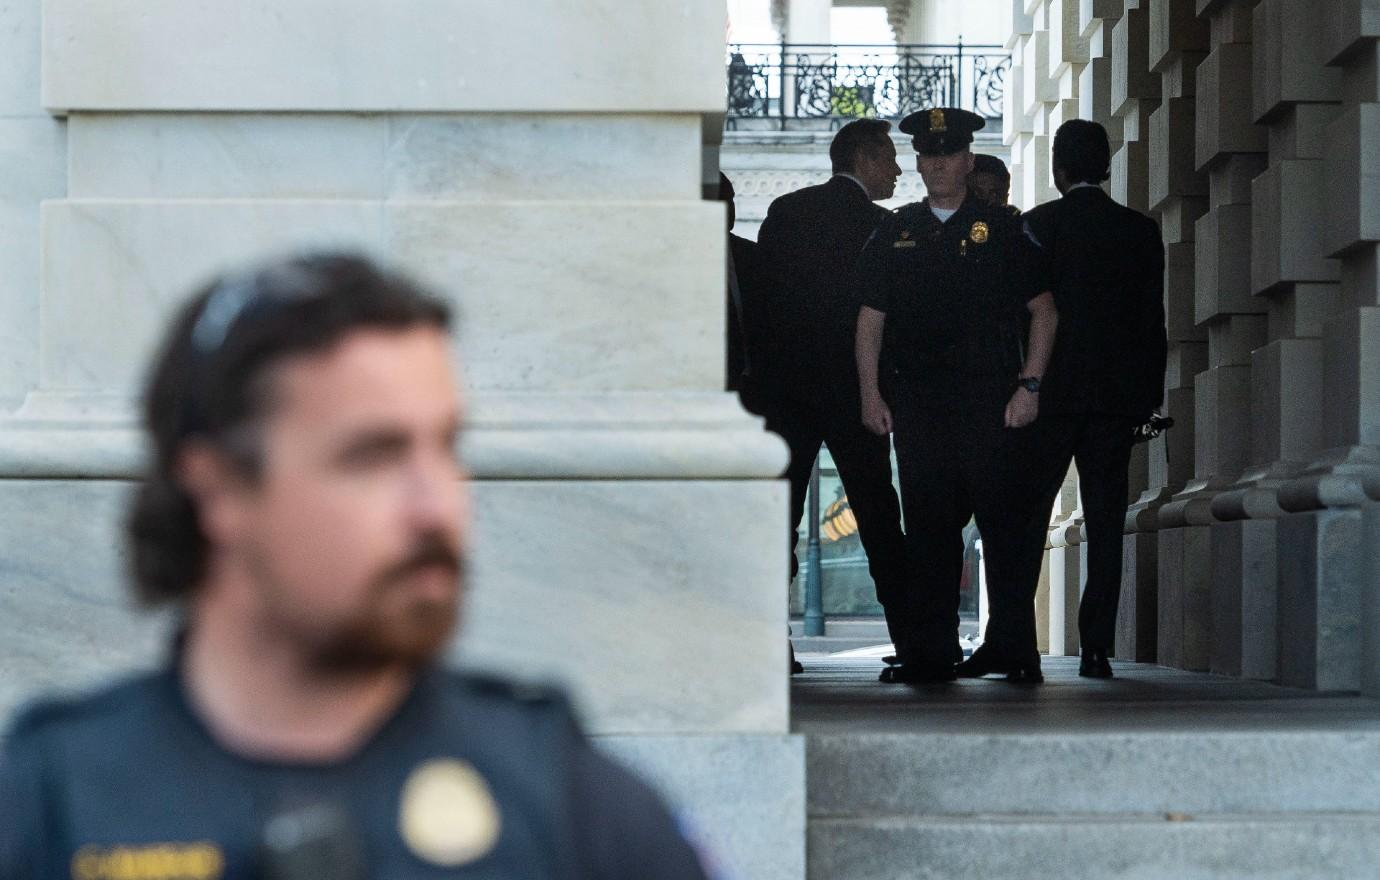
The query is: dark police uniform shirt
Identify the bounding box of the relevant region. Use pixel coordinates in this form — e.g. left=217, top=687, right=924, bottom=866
left=857, top=195, right=1049, bottom=411
left=0, top=666, right=711, bottom=880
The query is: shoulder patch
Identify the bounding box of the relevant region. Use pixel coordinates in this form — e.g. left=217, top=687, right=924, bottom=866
left=4, top=674, right=160, bottom=744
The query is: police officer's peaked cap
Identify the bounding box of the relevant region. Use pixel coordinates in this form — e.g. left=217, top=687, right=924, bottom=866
left=898, top=107, right=986, bottom=156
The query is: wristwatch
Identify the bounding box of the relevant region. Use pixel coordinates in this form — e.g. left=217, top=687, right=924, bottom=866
left=1017, top=376, right=1041, bottom=393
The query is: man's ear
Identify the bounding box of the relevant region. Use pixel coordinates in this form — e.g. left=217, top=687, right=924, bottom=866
left=175, top=441, right=252, bottom=546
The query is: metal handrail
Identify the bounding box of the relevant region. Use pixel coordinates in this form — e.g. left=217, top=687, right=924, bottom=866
left=726, top=40, right=1011, bottom=129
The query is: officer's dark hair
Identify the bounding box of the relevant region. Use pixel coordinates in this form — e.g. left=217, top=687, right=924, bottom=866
left=127, top=252, right=452, bottom=606
left=830, top=119, right=893, bottom=174
left=1052, top=119, right=1111, bottom=185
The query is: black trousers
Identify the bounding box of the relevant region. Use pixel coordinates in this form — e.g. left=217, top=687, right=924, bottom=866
left=890, top=397, right=1035, bottom=665
left=743, top=385, right=911, bottom=652
left=1023, top=412, right=1137, bottom=653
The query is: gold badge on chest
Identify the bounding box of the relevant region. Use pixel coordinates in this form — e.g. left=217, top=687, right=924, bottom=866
left=969, top=221, right=990, bottom=244
left=399, top=759, right=503, bottom=868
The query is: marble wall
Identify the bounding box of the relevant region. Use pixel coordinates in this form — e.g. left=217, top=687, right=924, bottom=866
left=0, top=3, right=805, bottom=876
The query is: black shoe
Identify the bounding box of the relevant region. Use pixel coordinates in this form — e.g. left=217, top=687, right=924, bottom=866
left=1079, top=647, right=1113, bottom=679
left=955, top=647, right=1044, bottom=684
left=790, top=642, right=804, bottom=675
left=883, top=643, right=962, bottom=667
left=878, top=662, right=957, bottom=684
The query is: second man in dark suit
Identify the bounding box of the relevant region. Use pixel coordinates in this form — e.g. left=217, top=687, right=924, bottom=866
left=1021, top=119, right=1167, bottom=678
left=742, top=119, right=912, bottom=656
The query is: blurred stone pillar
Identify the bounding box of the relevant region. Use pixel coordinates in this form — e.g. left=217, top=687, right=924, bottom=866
left=0, top=3, right=805, bottom=876
left=1273, top=0, right=1380, bottom=692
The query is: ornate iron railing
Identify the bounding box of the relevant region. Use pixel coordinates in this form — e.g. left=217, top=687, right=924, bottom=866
left=726, top=42, right=1010, bottom=129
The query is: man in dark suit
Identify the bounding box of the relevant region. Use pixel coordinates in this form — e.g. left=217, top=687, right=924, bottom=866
left=718, top=172, right=757, bottom=393
left=742, top=119, right=911, bottom=658
left=1021, top=119, right=1167, bottom=678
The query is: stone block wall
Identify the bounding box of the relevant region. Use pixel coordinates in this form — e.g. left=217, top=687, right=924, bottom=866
left=0, top=3, right=805, bottom=876
left=1011, top=0, right=1380, bottom=683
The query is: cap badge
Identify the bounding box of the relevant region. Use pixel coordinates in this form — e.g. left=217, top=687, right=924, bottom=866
left=969, top=221, right=990, bottom=244
left=929, top=108, right=947, bottom=132
left=400, top=759, right=503, bottom=867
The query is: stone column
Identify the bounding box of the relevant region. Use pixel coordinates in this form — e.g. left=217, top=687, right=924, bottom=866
left=1080, top=1, right=1127, bottom=153
left=1020, top=1, right=1062, bottom=208
left=1271, top=0, right=1380, bottom=692
left=1110, top=1, right=1170, bottom=661
left=1148, top=0, right=1212, bottom=671
left=1208, top=0, right=1340, bottom=682
left=1186, top=0, right=1269, bottom=679
left=1047, top=479, right=1086, bottom=656
left=1006, top=0, right=1039, bottom=206
left=0, top=3, right=804, bottom=876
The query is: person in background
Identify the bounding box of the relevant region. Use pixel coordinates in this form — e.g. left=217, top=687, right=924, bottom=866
left=968, top=153, right=1016, bottom=213
left=1020, top=119, right=1167, bottom=679
left=744, top=119, right=912, bottom=674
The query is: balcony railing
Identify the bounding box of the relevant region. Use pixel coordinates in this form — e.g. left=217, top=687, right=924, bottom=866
left=726, top=42, right=1010, bottom=130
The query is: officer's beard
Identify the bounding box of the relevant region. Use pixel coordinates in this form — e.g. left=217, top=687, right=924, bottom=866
left=306, top=532, right=465, bottom=675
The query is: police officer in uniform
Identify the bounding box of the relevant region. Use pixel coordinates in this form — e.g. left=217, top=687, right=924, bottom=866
left=855, top=108, right=1057, bottom=684
left=0, top=254, right=711, bottom=880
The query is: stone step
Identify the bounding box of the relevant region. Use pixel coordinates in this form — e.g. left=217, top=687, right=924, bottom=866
left=807, top=813, right=1380, bottom=880
left=808, top=729, right=1380, bottom=817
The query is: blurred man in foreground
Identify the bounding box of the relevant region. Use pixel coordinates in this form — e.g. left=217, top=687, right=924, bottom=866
left=0, top=254, right=711, bottom=879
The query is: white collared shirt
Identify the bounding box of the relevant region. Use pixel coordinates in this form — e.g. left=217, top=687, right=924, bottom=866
left=833, top=173, right=870, bottom=197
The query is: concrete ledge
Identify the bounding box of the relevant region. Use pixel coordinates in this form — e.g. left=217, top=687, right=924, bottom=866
left=807, top=729, right=1380, bottom=816
left=0, top=391, right=791, bottom=481
left=40, top=199, right=725, bottom=396
left=42, top=0, right=725, bottom=113
left=808, top=814, right=1380, bottom=880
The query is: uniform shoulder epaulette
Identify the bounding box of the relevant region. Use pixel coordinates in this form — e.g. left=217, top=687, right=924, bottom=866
left=4, top=674, right=154, bottom=743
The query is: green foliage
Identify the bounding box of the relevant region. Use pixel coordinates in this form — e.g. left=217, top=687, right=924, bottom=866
left=830, top=84, right=876, bottom=118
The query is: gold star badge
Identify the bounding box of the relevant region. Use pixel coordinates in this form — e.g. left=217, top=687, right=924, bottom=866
left=929, top=108, right=947, bottom=132
left=969, top=221, right=989, bottom=244
left=400, top=759, right=502, bottom=867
